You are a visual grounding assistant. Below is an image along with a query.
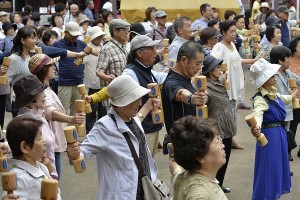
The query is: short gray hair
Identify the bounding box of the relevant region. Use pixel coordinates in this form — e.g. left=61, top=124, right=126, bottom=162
left=174, top=17, right=190, bottom=34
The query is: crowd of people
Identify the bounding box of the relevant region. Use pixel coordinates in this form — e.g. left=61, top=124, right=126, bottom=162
left=0, top=0, right=300, bottom=199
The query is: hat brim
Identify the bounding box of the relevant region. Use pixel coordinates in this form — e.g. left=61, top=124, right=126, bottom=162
left=132, top=39, right=161, bottom=51
left=110, top=86, right=151, bottom=107
left=90, top=32, right=106, bottom=41
left=155, top=15, right=167, bottom=18
left=4, top=24, right=17, bottom=32
left=68, top=31, right=83, bottom=36
left=255, top=64, right=281, bottom=89
left=203, top=58, right=223, bottom=75
left=14, top=84, right=46, bottom=110
left=130, top=30, right=149, bottom=36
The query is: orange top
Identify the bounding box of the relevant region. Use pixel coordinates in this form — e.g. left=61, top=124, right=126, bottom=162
left=289, top=57, right=300, bottom=99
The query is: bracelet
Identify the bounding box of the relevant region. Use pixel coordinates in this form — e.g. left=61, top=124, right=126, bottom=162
left=137, top=113, right=144, bottom=120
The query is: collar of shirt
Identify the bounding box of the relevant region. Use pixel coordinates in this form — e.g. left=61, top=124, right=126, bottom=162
left=200, top=16, right=209, bottom=22
left=173, top=35, right=188, bottom=43
left=147, top=20, right=158, bottom=28
left=259, top=86, right=278, bottom=100
left=111, top=38, right=125, bottom=48
left=135, top=59, right=151, bottom=69
left=9, top=159, right=46, bottom=178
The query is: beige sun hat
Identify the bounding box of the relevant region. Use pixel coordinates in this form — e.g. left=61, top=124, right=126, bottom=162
left=107, top=75, right=151, bottom=107
left=89, top=26, right=106, bottom=41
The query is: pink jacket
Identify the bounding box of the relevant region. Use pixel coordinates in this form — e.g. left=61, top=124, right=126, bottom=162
left=18, top=108, right=58, bottom=179
left=43, top=87, right=67, bottom=153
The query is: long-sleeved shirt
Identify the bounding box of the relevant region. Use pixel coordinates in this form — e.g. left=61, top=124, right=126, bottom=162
left=90, top=87, right=109, bottom=104
left=253, top=86, right=292, bottom=128
left=84, top=7, right=94, bottom=21
left=274, top=69, right=300, bottom=121
left=80, top=107, right=157, bottom=199
left=168, top=35, right=187, bottom=61
left=0, top=35, right=14, bottom=54
left=191, top=17, right=208, bottom=31
left=2, top=159, right=62, bottom=200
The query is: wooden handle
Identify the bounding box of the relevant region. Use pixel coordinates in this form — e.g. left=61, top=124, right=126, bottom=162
left=292, top=99, right=300, bottom=109
left=73, top=156, right=87, bottom=173
left=147, top=83, right=159, bottom=98
left=2, top=172, right=17, bottom=193
left=41, top=179, right=58, bottom=200
left=168, top=59, right=176, bottom=68
left=64, top=126, right=78, bottom=144
left=163, top=39, right=169, bottom=47
left=289, top=78, right=297, bottom=88
left=196, top=105, right=208, bottom=119
left=36, top=47, right=43, bottom=54
left=257, top=133, right=268, bottom=146
left=74, top=58, right=83, bottom=66
left=221, top=63, right=227, bottom=72
left=77, top=84, right=86, bottom=95
left=84, top=46, right=92, bottom=55
left=195, top=76, right=207, bottom=91
left=76, top=100, right=85, bottom=113
left=151, top=110, right=164, bottom=124
left=2, top=57, right=10, bottom=66
left=245, top=114, right=257, bottom=128
left=75, top=124, right=85, bottom=137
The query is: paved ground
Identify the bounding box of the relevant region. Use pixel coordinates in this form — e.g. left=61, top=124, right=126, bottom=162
left=1, top=69, right=300, bottom=199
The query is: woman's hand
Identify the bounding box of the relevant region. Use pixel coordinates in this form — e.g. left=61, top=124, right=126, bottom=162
left=71, top=113, right=85, bottom=125
left=0, top=142, right=9, bottom=154
left=0, top=65, right=8, bottom=74
left=144, top=98, right=160, bottom=112
left=67, top=142, right=81, bottom=161
left=251, top=126, right=261, bottom=138
left=290, top=88, right=298, bottom=100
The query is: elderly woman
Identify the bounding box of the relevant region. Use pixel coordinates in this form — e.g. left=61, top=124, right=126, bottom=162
left=170, top=116, right=228, bottom=200
left=200, top=27, right=220, bottom=57
left=211, top=20, right=255, bottom=149
left=28, top=54, right=84, bottom=180
left=202, top=55, right=236, bottom=193
left=256, top=25, right=282, bottom=62
left=67, top=75, right=160, bottom=199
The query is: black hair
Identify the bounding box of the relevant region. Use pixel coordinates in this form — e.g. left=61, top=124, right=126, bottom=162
left=55, top=3, right=66, bottom=13
left=265, top=25, right=281, bottom=42
left=170, top=116, right=216, bottom=171
left=42, top=30, right=58, bottom=45
left=270, top=46, right=292, bottom=64
left=266, top=9, right=277, bottom=20
left=174, top=17, right=190, bottom=34
left=289, top=36, right=300, bottom=56
left=177, top=41, right=203, bottom=62
left=219, top=20, right=236, bottom=35
left=224, top=10, right=236, bottom=20
left=6, top=115, right=43, bottom=158
left=92, top=18, right=105, bottom=27
left=200, top=3, right=211, bottom=16
left=31, top=12, right=40, bottom=22
left=24, top=5, right=33, bottom=16
left=234, top=15, right=244, bottom=23
left=51, top=13, right=63, bottom=27
left=207, top=18, right=220, bottom=28
left=37, top=27, right=48, bottom=40
left=166, top=25, right=176, bottom=43
left=102, top=10, right=114, bottom=24
left=12, top=27, right=37, bottom=56
left=145, top=6, right=157, bottom=21
left=22, top=15, right=32, bottom=26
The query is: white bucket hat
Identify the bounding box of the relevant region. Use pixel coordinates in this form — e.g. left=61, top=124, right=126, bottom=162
left=89, top=26, right=106, bottom=41
left=107, top=75, right=151, bottom=107
left=250, top=58, right=280, bottom=89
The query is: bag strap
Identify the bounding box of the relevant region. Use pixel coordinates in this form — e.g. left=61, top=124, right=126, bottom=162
left=108, top=114, right=146, bottom=177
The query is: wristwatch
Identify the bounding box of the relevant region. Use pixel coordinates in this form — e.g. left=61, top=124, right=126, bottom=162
left=187, top=94, right=193, bottom=104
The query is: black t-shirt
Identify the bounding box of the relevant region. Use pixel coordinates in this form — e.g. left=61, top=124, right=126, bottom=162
left=162, top=70, right=196, bottom=134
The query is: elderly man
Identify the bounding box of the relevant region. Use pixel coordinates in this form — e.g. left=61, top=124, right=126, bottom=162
left=168, top=17, right=193, bottom=61
left=96, top=19, right=130, bottom=111
left=191, top=3, right=213, bottom=31
left=0, top=11, right=9, bottom=31
left=52, top=22, right=86, bottom=116
left=122, top=35, right=167, bottom=157
left=162, top=41, right=206, bottom=153
left=64, top=3, right=79, bottom=24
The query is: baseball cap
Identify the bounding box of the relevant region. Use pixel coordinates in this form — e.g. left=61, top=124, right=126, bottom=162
left=65, top=21, right=83, bottom=36
left=130, top=35, right=160, bottom=51
left=155, top=10, right=167, bottom=18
